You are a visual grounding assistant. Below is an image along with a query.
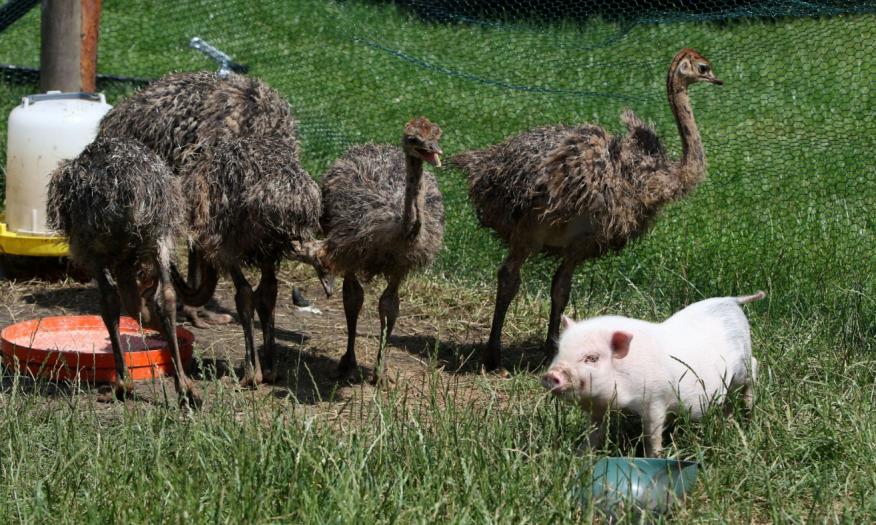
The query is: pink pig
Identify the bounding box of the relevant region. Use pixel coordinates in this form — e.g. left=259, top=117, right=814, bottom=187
left=542, top=292, right=765, bottom=457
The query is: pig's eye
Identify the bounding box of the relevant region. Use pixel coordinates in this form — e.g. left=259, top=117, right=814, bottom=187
left=580, top=355, right=599, bottom=364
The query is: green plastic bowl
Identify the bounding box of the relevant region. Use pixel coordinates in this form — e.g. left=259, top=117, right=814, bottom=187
left=588, top=457, right=699, bottom=516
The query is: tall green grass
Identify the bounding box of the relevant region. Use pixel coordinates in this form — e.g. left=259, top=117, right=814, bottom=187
left=2, top=318, right=875, bottom=524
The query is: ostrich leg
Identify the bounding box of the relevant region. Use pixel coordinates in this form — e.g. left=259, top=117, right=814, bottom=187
left=254, top=261, right=279, bottom=383
left=544, top=257, right=577, bottom=358
left=337, top=273, right=364, bottom=378
left=183, top=247, right=232, bottom=328
left=230, top=266, right=262, bottom=387
left=153, top=244, right=202, bottom=407
left=483, top=244, right=529, bottom=372
left=372, top=275, right=402, bottom=385
left=93, top=265, right=132, bottom=400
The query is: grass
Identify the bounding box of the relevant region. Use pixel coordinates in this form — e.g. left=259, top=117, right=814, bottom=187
left=1, top=291, right=875, bottom=523
left=0, top=0, right=875, bottom=522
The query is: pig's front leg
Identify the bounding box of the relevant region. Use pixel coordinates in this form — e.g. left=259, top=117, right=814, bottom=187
left=642, top=408, right=666, bottom=458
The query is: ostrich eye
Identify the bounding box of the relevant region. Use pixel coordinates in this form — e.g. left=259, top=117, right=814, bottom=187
left=698, top=64, right=709, bottom=74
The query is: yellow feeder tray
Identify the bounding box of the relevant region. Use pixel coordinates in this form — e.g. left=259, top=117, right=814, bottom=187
left=0, top=219, right=68, bottom=257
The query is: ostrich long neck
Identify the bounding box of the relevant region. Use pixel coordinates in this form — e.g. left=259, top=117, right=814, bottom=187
left=666, top=66, right=706, bottom=190
left=402, top=154, right=425, bottom=236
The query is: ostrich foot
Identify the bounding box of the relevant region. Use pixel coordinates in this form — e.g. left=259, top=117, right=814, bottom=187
left=541, top=342, right=558, bottom=361
left=97, top=379, right=135, bottom=402
left=262, top=369, right=282, bottom=384
left=480, top=365, right=511, bottom=379
left=182, top=305, right=233, bottom=329
left=179, top=386, right=204, bottom=410
left=240, top=368, right=264, bottom=389
left=333, top=356, right=361, bottom=383
left=368, top=371, right=395, bottom=388
left=480, top=346, right=507, bottom=377
left=201, top=310, right=233, bottom=325
left=332, top=368, right=363, bottom=383
left=177, top=382, right=203, bottom=409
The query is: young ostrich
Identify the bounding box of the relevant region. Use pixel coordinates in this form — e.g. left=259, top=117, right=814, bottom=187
left=98, top=71, right=304, bottom=328
left=451, top=48, right=723, bottom=372
left=46, top=137, right=200, bottom=406
left=321, top=117, right=444, bottom=384
left=173, top=136, right=332, bottom=387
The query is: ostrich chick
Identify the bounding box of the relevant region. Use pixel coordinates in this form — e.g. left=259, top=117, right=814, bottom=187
left=321, top=117, right=445, bottom=384
left=47, top=137, right=199, bottom=406
left=173, top=136, right=332, bottom=387
left=451, top=48, right=723, bottom=373
left=98, top=71, right=301, bottom=328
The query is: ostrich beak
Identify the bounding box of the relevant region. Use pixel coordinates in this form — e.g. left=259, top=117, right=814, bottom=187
left=319, top=272, right=335, bottom=298
left=419, top=146, right=443, bottom=167
left=705, top=73, right=724, bottom=85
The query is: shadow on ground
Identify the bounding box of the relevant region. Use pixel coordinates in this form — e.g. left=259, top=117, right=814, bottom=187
left=390, top=333, right=550, bottom=375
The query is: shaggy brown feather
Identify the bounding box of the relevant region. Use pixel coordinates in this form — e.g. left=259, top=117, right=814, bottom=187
left=173, top=136, right=329, bottom=388
left=452, top=110, right=684, bottom=251
left=98, top=71, right=299, bottom=172
left=183, top=137, right=322, bottom=270
left=98, top=71, right=310, bottom=330
left=47, top=137, right=184, bottom=269
left=321, top=143, right=444, bottom=280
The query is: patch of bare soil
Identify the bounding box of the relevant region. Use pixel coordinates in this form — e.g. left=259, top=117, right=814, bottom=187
left=0, top=262, right=551, bottom=421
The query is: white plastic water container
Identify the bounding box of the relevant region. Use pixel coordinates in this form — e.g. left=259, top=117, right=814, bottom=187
left=4, top=92, right=112, bottom=235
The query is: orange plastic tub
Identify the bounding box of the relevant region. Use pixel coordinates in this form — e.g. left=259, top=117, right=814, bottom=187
left=0, top=315, right=194, bottom=383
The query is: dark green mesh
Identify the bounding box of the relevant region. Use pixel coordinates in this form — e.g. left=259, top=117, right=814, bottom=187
left=0, top=1, right=873, bottom=337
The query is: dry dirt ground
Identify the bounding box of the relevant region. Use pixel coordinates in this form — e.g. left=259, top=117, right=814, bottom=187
left=0, top=261, right=552, bottom=419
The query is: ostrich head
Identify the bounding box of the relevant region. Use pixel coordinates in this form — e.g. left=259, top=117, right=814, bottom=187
left=672, top=48, right=723, bottom=87
left=291, top=239, right=335, bottom=297
left=134, top=264, right=162, bottom=330
left=312, top=243, right=335, bottom=298
left=402, top=117, right=443, bottom=167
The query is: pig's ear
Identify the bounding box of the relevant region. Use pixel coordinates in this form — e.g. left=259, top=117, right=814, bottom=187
left=561, top=315, right=574, bottom=331
left=610, top=331, right=633, bottom=359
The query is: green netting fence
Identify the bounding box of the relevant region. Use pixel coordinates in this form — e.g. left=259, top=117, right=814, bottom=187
left=0, top=0, right=873, bottom=340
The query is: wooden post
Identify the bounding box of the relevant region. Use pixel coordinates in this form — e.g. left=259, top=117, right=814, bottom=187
left=39, top=0, right=101, bottom=93
left=80, top=0, right=101, bottom=92
left=39, top=0, right=81, bottom=92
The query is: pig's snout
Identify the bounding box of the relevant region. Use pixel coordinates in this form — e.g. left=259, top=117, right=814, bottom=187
left=541, top=369, right=570, bottom=393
